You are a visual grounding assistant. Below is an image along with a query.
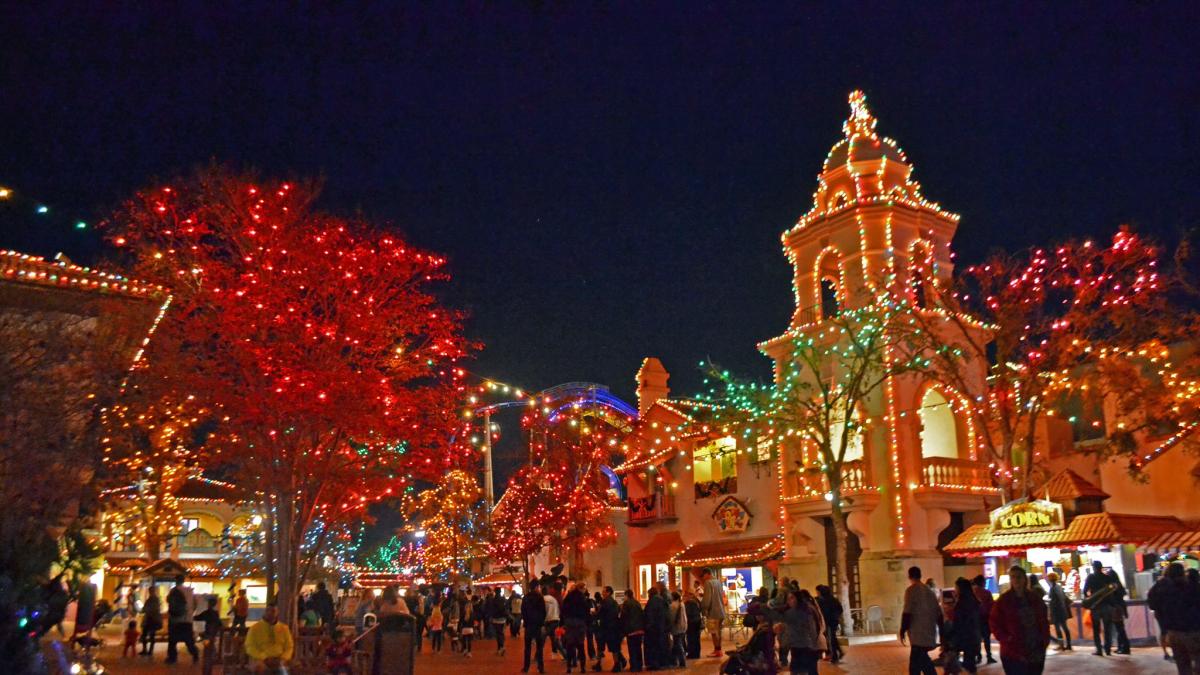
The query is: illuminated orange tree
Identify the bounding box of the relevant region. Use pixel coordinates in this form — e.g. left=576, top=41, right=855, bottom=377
left=100, top=388, right=209, bottom=560
left=489, top=401, right=627, bottom=579
left=910, top=227, right=1177, bottom=497
left=105, top=168, right=474, bottom=623
left=400, top=469, right=489, bottom=581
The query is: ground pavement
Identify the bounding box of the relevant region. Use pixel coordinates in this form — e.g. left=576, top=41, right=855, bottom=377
left=86, top=622, right=1178, bottom=674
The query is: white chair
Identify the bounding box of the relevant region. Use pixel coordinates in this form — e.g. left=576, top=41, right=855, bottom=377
left=866, top=605, right=885, bottom=634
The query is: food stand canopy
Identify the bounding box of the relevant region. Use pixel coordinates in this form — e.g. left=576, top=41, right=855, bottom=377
left=944, top=511, right=1184, bottom=557
left=1138, top=530, right=1200, bottom=555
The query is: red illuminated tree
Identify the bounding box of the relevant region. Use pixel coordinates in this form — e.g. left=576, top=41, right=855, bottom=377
left=911, top=227, right=1176, bottom=497
left=105, top=167, right=475, bottom=623
left=489, top=401, right=626, bottom=579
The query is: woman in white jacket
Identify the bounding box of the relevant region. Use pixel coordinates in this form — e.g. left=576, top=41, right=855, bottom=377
left=669, top=591, right=688, bottom=668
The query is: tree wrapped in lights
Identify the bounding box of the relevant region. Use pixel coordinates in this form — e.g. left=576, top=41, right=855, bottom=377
left=101, top=386, right=213, bottom=560
left=490, top=400, right=627, bottom=579
left=909, top=227, right=1175, bottom=496
left=398, top=469, right=488, bottom=581
left=106, top=168, right=475, bottom=624
left=700, top=300, right=922, bottom=632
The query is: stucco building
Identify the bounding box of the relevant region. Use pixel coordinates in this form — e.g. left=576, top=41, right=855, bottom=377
left=620, top=92, right=1003, bottom=616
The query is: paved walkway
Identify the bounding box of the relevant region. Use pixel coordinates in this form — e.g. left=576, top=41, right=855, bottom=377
left=84, top=622, right=1178, bottom=673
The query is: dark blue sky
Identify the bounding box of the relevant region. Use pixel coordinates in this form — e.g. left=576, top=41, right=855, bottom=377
left=3, top=2, right=1199, bottom=408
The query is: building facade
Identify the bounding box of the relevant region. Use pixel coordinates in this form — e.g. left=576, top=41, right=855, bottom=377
left=621, top=92, right=1003, bottom=615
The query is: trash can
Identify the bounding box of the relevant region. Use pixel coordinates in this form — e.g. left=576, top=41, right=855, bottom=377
left=368, top=613, right=416, bottom=675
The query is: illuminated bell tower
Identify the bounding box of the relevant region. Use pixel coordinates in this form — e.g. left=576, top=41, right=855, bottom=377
left=761, top=91, right=997, bottom=610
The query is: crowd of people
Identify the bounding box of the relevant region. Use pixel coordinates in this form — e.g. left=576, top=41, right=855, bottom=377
left=891, top=559, right=1200, bottom=675
left=85, top=559, right=1200, bottom=674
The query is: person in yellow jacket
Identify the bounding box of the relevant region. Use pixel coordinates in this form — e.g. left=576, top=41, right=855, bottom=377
left=245, top=605, right=294, bottom=672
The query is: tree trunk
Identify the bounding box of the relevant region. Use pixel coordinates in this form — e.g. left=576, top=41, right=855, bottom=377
left=830, top=496, right=854, bottom=637
left=264, top=497, right=277, bottom=605
left=571, top=541, right=584, bottom=581
left=276, top=488, right=297, bottom=629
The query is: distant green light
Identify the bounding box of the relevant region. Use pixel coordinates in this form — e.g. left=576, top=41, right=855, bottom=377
left=75, top=221, right=87, bottom=230
left=36, top=205, right=49, bottom=214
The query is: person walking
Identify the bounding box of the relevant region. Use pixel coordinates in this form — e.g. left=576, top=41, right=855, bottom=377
left=1105, top=568, right=1131, bottom=654
left=486, top=585, right=511, bottom=656
left=815, top=585, right=843, bottom=664
left=521, top=581, right=548, bottom=674
left=596, top=586, right=624, bottom=673
left=668, top=591, right=688, bottom=668
left=698, top=569, right=727, bottom=658
left=562, top=582, right=590, bottom=673
left=683, top=591, right=702, bottom=661
left=459, top=591, right=477, bottom=657
left=429, top=602, right=445, bottom=653
left=1045, top=573, right=1072, bottom=651
left=990, top=566, right=1050, bottom=675
left=510, top=589, right=524, bottom=638
left=947, top=578, right=981, bottom=673
left=140, top=586, right=162, bottom=657
left=309, top=581, right=336, bottom=633
left=778, top=590, right=822, bottom=675
left=1083, top=560, right=1115, bottom=655
left=900, top=566, right=942, bottom=675
left=642, top=586, right=669, bottom=669
left=620, top=589, right=646, bottom=672
left=971, top=575, right=996, bottom=666
left=165, top=574, right=199, bottom=664
left=544, top=585, right=562, bottom=658
left=232, top=588, right=250, bottom=631
left=1149, top=561, right=1200, bottom=675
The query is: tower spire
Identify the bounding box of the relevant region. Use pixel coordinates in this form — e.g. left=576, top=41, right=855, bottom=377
left=842, top=90, right=878, bottom=139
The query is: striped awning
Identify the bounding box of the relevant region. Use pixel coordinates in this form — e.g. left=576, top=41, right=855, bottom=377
left=1138, top=530, right=1200, bottom=555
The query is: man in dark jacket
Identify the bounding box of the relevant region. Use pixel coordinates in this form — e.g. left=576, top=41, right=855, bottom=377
left=522, top=581, right=549, bottom=674
left=620, top=589, right=646, bottom=672
left=643, top=586, right=670, bottom=670
left=165, top=575, right=198, bottom=664
left=1149, top=561, right=1200, bottom=673
left=310, top=581, right=337, bottom=637
left=597, top=586, right=624, bottom=672
left=486, top=587, right=512, bottom=656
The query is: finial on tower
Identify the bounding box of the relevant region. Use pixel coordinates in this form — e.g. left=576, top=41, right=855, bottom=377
left=843, top=90, right=877, bottom=139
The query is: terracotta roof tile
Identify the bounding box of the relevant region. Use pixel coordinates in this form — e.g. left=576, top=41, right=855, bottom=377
left=944, top=512, right=1183, bottom=556
left=1040, top=469, right=1109, bottom=501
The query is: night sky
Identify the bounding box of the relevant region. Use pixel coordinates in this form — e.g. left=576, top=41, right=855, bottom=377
left=4, top=2, right=1199, bottom=429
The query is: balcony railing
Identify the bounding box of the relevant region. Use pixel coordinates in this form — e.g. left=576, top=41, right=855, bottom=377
left=627, top=494, right=677, bottom=525
left=919, top=457, right=994, bottom=490
left=694, top=477, right=737, bottom=499
left=790, top=460, right=871, bottom=499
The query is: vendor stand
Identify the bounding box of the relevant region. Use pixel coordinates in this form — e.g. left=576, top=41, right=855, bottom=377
left=944, top=469, right=1195, bottom=645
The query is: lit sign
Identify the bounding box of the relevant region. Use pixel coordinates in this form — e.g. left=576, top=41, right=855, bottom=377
left=989, top=500, right=1065, bottom=534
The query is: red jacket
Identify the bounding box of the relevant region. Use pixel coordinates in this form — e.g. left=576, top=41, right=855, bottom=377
left=989, top=589, right=1049, bottom=663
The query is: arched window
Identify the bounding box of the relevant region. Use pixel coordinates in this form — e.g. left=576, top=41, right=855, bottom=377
left=912, top=267, right=928, bottom=309
left=919, top=388, right=959, bottom=459
left=820, top=277, right=840, bottom=319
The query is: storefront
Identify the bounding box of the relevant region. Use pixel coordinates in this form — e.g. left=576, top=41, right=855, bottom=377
left=944, top=470, right=1198, bottom=644
left=631, top=531, right=686, bottom=599
left=669, top=534, right=783, bottom=613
